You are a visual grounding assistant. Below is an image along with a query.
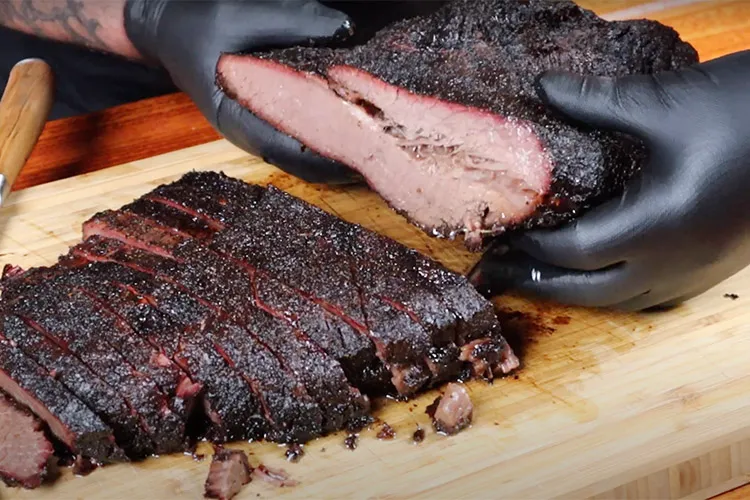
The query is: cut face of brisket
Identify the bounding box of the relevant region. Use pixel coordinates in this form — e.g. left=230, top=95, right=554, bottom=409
left=215, top=0, right=699, bottom=249
left=0, top=171, right=514, bottom=476
left=0, top=392, right=53, bottom=489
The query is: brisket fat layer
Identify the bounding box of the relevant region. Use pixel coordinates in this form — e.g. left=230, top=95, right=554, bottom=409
left=216, top=0, right=699, bottom=249
left=0, top=171, right=513, bottom=475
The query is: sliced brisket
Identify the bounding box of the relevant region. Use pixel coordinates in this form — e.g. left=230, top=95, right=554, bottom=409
left=0, top=392, right=53, bottom=489
left=82, top=210, right=372, bottom=435
left=2, top=285, right=186, bottom=455
left=0, top=342, right=125, bottom=464
left=0, top=314, right=155, bottom=458
left=216, top=0, right=699, bottom=249
left=7, top=256, right=276, bottom=444
left=68, top=237, right=349, bottom=443
left=84, top=173, right=514, bottom=397
left=0, top=170, right=515, bottom=478
left=114, top=174, right=392, bottom=394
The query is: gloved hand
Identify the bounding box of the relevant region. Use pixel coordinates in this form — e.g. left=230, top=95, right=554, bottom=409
left=470, top=50, right=750, bottom=311
left=123, top=0, right=359, bottom=184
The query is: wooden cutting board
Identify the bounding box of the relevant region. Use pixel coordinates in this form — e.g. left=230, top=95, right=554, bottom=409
left=5, top=2, right=750, bottom=498
left=0, top=138, right=749, bottom=500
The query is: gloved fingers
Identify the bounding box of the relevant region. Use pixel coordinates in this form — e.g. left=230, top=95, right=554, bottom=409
left=536, top=70, right=672, bottom=141
left=469, top=251, right=640, bottom=308
left=217, top=97, right=362, bottom=185
left=507, top=182, right=654, bottom=271
left=509, top=220, right=626, bottom=272
left=236, top=0, right=354, bottom=47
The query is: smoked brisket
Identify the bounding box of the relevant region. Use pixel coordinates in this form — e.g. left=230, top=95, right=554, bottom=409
left=216, top=0, right=699, bottom=249
left=0, top=171, right=514, bottom=482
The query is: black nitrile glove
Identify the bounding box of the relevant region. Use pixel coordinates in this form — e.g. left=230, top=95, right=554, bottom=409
left=123, top=0, right=359, bottom=184
left=470, top=50, right=750, bottom=311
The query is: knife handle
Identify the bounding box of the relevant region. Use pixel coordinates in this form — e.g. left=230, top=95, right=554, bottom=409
left=0, top=58, right=55, bottom=204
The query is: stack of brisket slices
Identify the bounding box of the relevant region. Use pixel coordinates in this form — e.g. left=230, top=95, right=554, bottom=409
left=0, top=171, right=517, bottom=488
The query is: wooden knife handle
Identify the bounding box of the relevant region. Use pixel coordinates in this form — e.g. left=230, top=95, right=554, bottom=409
left=0, top=58, right=54, bottom=202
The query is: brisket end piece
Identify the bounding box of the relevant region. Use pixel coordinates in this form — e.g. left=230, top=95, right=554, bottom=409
left=0, top=314, right=156, bottom=459
left=0, top=342, right=126, bottom=464
left=3, top=285, right=186, bottom=456
left=0, top=392, right=54, bottom=489
left=216, top=0, right=699, bottom=249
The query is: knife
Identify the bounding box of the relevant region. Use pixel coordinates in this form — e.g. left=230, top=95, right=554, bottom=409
left=0, top=58, right=55, bottom=207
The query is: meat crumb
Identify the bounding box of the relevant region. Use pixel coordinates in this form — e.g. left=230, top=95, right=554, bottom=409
left=204, top=449, right=253, bottom=500
left=252, top=464, right=298, bottom=488
left=412, top=426, right=425, bottom=443
left=344, top=433, right=358, bottom=450
left=426, top=383, right=474, bottom=436
left=552, top=315, right=571, bottom=325
left=73, top=456, right=98, bottom=477
left=377, top=423, right=396, bottom=440
left=724, top=293, right=739, bottom=300
left=285, top=444, right=304, bottom=463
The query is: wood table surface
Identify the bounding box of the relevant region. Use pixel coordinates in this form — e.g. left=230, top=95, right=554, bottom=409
left=7, top=1, right=750, bottom=498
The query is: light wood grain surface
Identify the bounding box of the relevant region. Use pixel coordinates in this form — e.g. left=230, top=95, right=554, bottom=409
left=2, top=1, right=750, bottom=499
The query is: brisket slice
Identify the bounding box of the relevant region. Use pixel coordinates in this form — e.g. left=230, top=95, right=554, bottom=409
left=0, top=341, right=125, bottom=463
left=2, top=285, right=186, bottom=455
left=215, top=0, right=699, bottom=249
left=143, top=170, right=264, bottom=229
left=0, top=392, right=53, bottom=489
left=0, top=314, right=155, bottom=459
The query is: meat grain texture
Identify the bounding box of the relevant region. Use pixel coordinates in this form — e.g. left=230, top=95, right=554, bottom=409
left=0, top=171, right=516, bottom=488
left=0, top=393, right=53, bottom=488
left=216, top=0, right=699, bottom=249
